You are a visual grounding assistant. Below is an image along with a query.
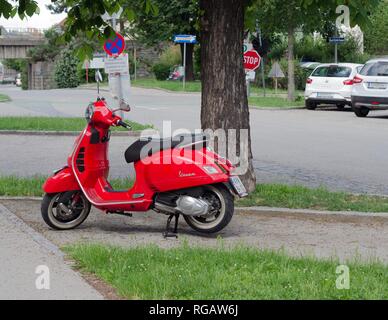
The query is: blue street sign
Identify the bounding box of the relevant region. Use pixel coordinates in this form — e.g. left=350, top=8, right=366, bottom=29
left=173, top=34, right=197, bottom=44
left=329, top=36, right=345, bottom=44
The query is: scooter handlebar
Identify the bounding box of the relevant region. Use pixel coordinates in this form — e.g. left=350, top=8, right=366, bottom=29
left=117, top=120, right=132, bottom=130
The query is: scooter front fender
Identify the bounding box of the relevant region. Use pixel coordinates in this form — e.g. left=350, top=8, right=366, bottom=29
left=42, top=167, right=80, bottom=194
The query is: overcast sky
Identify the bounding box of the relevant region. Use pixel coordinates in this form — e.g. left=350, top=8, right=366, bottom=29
left=0, top=0, right=66, bottom=29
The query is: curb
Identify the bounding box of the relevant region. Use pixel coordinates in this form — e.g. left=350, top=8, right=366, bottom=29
left=1, top=197, right=387, bottom=219
left=250, top=106, right=305, bottom=111
left=0, top=129, right=158, bottom=137
left=237, top=206, right=388, bottom=219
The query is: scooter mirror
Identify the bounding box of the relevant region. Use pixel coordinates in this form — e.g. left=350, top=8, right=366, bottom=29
left=119, top=102, right=131, bottom=112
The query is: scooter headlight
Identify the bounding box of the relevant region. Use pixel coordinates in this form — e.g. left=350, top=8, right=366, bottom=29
left=85, top=103, right=94, bottom=123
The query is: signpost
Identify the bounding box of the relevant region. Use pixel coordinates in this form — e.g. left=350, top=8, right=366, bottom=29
left=244, top=48, right=261, bottom=97
left=104, top=32, right=126, bottom=57
left=268, top=61, right=285, bottom=95
left=244, top=49, right=261, bottom=72
left=173, top=34, right=197, bottom=90
left=101, top=8, right=130, bottom=118
left=329, top=36, right=345, bottom=63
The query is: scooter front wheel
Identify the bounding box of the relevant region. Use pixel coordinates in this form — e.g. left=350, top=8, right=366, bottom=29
left=41, top=191, right=91, bottom=230
left=183, top=184, right=234, bottom=234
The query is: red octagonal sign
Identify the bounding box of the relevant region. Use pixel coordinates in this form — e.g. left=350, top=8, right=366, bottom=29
left=244, top=50, right=261, bottom=71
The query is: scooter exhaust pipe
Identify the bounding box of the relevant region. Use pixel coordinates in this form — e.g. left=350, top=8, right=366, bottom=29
left=155, top=196, right=209, bottom=217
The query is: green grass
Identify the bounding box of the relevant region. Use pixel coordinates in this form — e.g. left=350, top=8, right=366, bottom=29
left=132, top=78, right=201, bottom=92
left=0, top=176, right=133, bottom=197
left=0, top=117, right=153, bottom=132
left=65, top=244, right=388, bottom=300
left=237, top=184, right=388, bottom=212
left=248, top=96, right=304, bottom=108
left=1, top=177, right=388, bottom=213
left=131, top=79, right=304, bottom=108
left=0, top=93, right=11, bottom=102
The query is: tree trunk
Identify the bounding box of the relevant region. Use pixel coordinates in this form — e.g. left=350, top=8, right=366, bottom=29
left=287, top=25, right=295, bottom=102
left=200, top=0, right=256, bottom=192
left=180, top=43, right=195, bottom=81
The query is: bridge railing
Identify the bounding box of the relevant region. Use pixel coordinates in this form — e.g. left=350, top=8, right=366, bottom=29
left=0, top=27, right=47, bottom=37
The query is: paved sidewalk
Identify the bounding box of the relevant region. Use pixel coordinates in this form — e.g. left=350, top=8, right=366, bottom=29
left=0, top=204, right=103, bottom=300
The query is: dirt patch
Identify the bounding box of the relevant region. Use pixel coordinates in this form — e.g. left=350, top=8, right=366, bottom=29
left=2, top=199, right=388, bottom=265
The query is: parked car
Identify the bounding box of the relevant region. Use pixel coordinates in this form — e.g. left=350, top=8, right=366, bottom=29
left=14, top=73, right=22, bottom=87
left=351, top=58, right=388, bottom=117
left=305, top=63, right=363, bottom=110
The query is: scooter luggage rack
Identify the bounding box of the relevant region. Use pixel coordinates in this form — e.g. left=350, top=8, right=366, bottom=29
left=163, top=213, right=180, bottom=239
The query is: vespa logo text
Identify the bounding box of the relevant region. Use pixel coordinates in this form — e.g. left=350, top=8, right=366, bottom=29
left=179, top=171, right=196, bottom=178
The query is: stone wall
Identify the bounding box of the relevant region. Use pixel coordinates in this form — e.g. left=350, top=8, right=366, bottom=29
left=28, top=61, right=57, bottom=90
left=126, top=41, right=165, bottom=78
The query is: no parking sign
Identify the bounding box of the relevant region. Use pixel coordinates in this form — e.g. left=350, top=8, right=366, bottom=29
left=103, top=32, right=126, bottom=56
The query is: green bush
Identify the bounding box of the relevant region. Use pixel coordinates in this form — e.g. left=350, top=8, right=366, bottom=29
left=55, top=47, right=80, bottom=88
left=338, top=37, right=371, bottom=64
left=275, top=59, right=310, bottom=91
left=159, top=45, right=181, bottom=66
left=152, top=46, right=182, bottom=80
left=152, top=63, right=171, bottom=80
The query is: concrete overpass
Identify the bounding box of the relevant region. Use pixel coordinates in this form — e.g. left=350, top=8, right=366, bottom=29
left=0, top=27, right=45, bottom=59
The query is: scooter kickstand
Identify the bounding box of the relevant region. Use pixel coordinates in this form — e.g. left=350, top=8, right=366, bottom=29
left=163, top=213, right=180, bottom=239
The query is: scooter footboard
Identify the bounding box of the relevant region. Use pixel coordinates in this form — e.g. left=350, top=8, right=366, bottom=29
left=43, top=167, right=80, bottom=194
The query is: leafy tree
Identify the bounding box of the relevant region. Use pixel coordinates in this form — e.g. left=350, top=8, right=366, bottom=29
left=364, top=0, right=388, bottom=55
left=200, top=0, right=256, bottom=191
left=28, top=29, right=62, bottom=62
left=0, top=0, right=257, bottom=190
left=247, top=0, right=380, bottom=101
left=123, top=0, right=199, bottom=81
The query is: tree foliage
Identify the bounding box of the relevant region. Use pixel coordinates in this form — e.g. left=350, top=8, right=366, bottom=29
left=364, top=0, right=388, bottom=55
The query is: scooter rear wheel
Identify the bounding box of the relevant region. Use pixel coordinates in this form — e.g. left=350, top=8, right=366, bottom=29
left=183, top=184, right=234, bottom=234
left=41, top=191, right=91, bottom=230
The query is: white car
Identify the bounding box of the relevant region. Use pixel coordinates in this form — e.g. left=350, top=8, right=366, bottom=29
left=305, top=63, right=363, bottom=110
left=351, top=58, right=388, bottom=117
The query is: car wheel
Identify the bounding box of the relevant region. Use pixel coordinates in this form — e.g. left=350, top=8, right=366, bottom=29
left=337, top=104, right=345, bottom=110
left=305, top=101, right=316, bottom=110
left=353, top=107, right=370, bottom=118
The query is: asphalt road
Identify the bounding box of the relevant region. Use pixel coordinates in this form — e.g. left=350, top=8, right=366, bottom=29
left=1, top=85, right=388, bottom=195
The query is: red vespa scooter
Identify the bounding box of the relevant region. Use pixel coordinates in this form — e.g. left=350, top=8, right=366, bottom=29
left=41, top=99, right=248, bottom=237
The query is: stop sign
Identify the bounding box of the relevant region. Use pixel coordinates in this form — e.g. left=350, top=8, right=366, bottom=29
left=244, top=50, right=261, bottom=71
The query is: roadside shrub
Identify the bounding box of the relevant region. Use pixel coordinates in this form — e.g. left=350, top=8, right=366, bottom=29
left=339, top=37, right=371, bottom=64
left=276, top=59, right=310, bottom=91
left=159, top=45, right=181, bottom=66
left=152, top=46, right=181, bottom=80
left=55, top=47, right=80, bottom=88
left=152, top=63, right=171, bottom=80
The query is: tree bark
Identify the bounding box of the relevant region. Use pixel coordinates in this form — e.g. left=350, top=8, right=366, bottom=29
left=180, top=43, right=195, bottom=81
left=287, top=25, right=295, bottom=102
left=200, top=0, right=256, bottom=192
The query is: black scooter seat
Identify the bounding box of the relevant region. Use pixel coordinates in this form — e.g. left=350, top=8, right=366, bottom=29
left=124, top=134, right=209, bottom=164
